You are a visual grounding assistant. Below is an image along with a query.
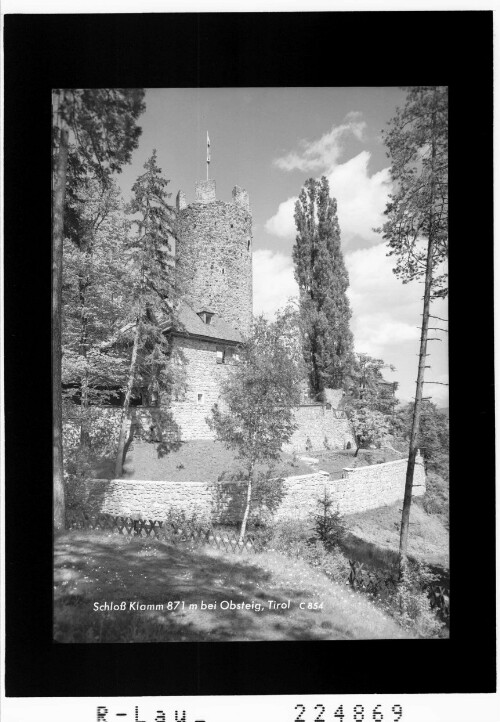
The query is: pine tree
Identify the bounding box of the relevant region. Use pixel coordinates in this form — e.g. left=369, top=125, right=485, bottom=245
left=378, top=86, right=448, bottom=572
left=114, top=151, right=181, bottom=478
left=293, top=176, right=354, bottom=397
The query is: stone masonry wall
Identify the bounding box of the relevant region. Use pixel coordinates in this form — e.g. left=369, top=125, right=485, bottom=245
left=82, top=455, right=425, bottom=522
left=283, top=404, right=355, bottom=452
left=169, top=335, right=234, bottom=440
left=333, top=454, right=426, bottom=514
left=176, top=186, right=253, bottom=338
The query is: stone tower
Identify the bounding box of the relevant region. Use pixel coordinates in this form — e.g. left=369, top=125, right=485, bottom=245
left=175, top=179, right=253, bottom=338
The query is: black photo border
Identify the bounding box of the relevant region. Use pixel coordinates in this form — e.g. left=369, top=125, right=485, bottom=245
left=4, top=10, right=495, bottom=697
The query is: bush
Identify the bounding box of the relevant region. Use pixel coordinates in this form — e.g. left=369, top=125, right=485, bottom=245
left=265, top=518, right=351, bottom=584
left=304, top=540, right=351, bottom=584
left=267, top=518, right=313, bottom=558
left=420, top=471, right=449, bottom=522
left=389, top=561, right=445, bottom=638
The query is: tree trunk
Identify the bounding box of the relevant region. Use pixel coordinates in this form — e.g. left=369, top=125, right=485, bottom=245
left=52, top=122, right=69, bottom=534
left=78, top=274, right=91, bottom=449
left=398, top=243, right=433, bottom=575
left=398, top=91, right=439, bottom=577
left=238, top=464, right=254, bottom=543
left=114, top=321, right=141, bottom=478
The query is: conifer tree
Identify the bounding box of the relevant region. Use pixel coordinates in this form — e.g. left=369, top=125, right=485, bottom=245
left=114, top=151, right=181, bottom=478
left=378, top=86, right=448, bottom=572
left=293, top=176, right=354, bottom=397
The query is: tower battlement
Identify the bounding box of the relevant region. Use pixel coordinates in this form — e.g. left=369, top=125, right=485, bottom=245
left=178, top=180, right=250, bottom=211
left=195, top=179, right=216, bottom=204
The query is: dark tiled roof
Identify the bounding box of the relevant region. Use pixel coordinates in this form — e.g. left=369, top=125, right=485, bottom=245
left=168, top=301, right=243, bottom=344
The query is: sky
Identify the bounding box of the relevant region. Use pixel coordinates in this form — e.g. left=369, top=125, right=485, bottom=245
left=116, top=88, right=448, bottom=407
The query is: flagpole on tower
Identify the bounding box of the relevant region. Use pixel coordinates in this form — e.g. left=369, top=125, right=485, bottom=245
left=206, top=131, right=211, bottom=181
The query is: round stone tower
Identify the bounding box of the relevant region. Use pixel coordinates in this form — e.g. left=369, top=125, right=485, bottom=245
left=175, top=179, right=253, bottom=338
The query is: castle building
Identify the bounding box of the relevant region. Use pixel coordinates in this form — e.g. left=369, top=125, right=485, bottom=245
left=165, top=179, right=253, bottom=440
left=165, top=177, right=353, bottom=452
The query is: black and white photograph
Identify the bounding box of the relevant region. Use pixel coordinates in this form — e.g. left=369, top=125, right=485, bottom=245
left=3, top=9, right=495, bottom=706
left=52, top=86, right=450, bottom=643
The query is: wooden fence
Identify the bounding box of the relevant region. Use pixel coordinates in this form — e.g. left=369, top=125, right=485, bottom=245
left=65, top=510, right=266, bottom=553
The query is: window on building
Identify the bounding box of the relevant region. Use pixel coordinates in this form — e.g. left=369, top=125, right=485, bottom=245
left=197, top=392, right=204, bottom=404
left=198, top=311, right=214, bottom=325
left=216, top=347, right=226, bottom=364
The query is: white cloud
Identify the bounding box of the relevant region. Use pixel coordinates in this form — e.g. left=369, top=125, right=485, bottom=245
left=264, top=196, right=297, bottom=238
left=274, top=112, right=366, bottom=173
left=346, top=243, right=422, bottom=356
left=266, top=148, right=392, bottom=246
left=346, top=243, right=448, bottom=405
left=252, top=249, right=298, bottom=319
left=327, top=152, right=391, bottom=245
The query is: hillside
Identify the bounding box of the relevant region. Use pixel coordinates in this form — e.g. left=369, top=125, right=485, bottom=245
left=54, top=531, right=412, bottom=642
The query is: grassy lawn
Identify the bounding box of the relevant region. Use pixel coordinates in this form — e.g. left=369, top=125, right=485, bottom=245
left=343, top=501, right=449, bottom=572
left=91, top=440, right=405, bottom=484
left=315, top=448, right=405, bottom=479
left=93, top=440, right=313, bottom=482
left=54, top=530, right=412, bottom=642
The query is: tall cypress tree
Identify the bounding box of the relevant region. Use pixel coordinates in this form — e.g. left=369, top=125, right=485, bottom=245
left=293, top=176, right=354, bottom=397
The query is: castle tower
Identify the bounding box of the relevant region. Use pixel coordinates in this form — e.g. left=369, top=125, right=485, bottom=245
left=176, top=179, right=253, bottom=338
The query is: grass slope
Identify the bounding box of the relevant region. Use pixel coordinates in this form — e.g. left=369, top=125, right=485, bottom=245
left=54, top=531, right=411, bottom=642
left=344, top=501, right=449, bottom=571
left=94, top=440, right=313, bottom=482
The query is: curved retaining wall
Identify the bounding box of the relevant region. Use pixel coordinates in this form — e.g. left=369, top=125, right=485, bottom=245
left=81, top=454, right=425, bottom=523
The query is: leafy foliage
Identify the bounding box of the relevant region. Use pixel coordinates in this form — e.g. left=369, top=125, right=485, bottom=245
left=392, top=400, right=449, bottom=478
left=62, top=179, right=132, bottom=407
left=209, top=313, right=304, bottom=467
left=53, top=88, right=145, bottom=529
left=53, top=88, right=146, bottom=245
left=293, top=176, right=355, bottom=395
left=347, top=407, right=391, bottom=457
left=347, top=353, right=398, bottom=414
left=208, top=313, right=304, bottom=539
left=391, top=561, right=445, bottom=637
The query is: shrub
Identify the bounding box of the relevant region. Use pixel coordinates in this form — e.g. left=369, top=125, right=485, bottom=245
left=304, top=541, right=351, bottom=584
left=265, top=518, right=351, bottom=584
left=389, top=562, right=445, bottom=638
left=420, top=471, right=449, bottom=522
left=267, top=518, right=313, bottom=558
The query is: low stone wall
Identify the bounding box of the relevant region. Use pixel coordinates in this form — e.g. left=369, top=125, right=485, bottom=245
left=82, top=478, right=214, bottom=523
left=332, top=455, right=426, bottom=515
left=81, top=455, right=425, bottom=523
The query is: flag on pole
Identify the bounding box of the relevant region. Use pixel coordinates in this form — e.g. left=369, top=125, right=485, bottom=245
left=207, top=132, right=211, bottom=164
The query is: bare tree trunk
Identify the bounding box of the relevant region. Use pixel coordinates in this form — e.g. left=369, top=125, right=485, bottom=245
left=114, top=321, right=141, bottom=478
left=52, top=121, right=69, bottom=534
left=398, top=241, right=433, bottom=575
left=239, top=464, right=254, bottom=543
